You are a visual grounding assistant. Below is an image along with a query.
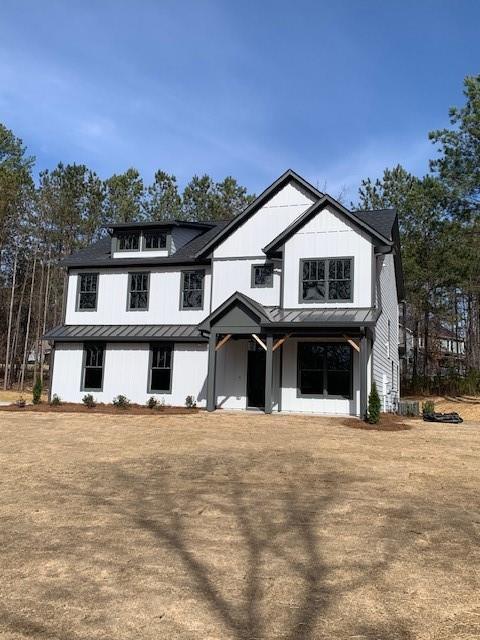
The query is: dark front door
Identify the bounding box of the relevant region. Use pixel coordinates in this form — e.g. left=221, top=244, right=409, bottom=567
left=247, top=344, right=266, bottom=408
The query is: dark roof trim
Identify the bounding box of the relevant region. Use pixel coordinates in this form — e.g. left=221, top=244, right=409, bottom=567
left=106, top=220, right=216, bottom=232
left=263, top=196, right=392, bottom=255
left=64, top=257, right=210, bottom=269
left=194, top=169, right=324, bottom=258
left=391, top=214, right=405, bottom=300
left=197, top=291, right=272, bottom=332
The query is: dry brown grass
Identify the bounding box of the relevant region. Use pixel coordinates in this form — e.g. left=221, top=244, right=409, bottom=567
left=0, top=411, right=479, bottom=639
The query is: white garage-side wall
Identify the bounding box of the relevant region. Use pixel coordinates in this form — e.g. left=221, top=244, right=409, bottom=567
left=51, top=342, right=208, bottom=406
left=65, top=266, right=212, bottom=325
left=213, top=182, right=315, bottom=259
left=282, top=206, right=374, bottom=309
left=280, top=338, right=361, bottom=416
left=372, top=254, right=400, bottom=411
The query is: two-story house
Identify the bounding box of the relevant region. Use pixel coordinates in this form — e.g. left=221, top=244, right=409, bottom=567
left=45, top=169, right=403, bottom=417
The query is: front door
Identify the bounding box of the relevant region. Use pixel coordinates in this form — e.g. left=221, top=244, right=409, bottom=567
left=247, top=343, right=266, bottom=408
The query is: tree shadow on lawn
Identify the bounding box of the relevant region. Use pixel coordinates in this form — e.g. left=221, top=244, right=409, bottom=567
left=0, top=452, right=418, bottom=640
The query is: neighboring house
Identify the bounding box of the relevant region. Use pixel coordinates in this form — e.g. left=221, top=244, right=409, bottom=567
left=45, top=170, right=403, bottom=416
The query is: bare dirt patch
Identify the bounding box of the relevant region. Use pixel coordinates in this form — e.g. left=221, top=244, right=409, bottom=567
left=341, top=413, right=414, bottom=431
left=0, top=411, right=479, bottom=639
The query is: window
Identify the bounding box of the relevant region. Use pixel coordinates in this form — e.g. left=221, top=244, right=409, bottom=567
left=128, top=272, right=149, bottom=310
left=117, top=233, right=139, bottom=251
left=297, top=342, right=352, bottom=398
left=77, top=273, right=98, bottom=310
left=149, top=344, right=173, bottom=392
left=300, top=258, right=353, bottom=302
left=82, top=343, right=104, bottom=391
left=252, top=263, right=274, bottom=288
left=144, top=231, right=167, bottom=250
left=181, top=270, right=204, bottom=309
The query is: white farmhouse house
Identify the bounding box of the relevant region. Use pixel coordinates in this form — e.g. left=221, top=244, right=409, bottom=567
left=45, top=170, right=403, bottom=416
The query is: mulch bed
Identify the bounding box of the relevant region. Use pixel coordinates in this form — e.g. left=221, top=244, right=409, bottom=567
left=342, top=413, right=415, bottom=431
left=0, top=403, right=199, bottom=416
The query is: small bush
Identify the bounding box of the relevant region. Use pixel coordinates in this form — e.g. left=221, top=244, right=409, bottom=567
left=422, top=400, right=435, bottom=416
left=367, top=382, right=381, bottom=424
left=82, top=394, right=96, bottom=408
left=147, top=396, right=157, bottom=409
left=16, top=397, right=26, bottom=408
left=155, top=397, right=166, bottom=411
left=113, top=394, right=131, bottom=409
left=50, top=394, right=62, bottom=406
left=32, top=377, right=43, bottom=404
left=185, top=395, right=196, bottom=409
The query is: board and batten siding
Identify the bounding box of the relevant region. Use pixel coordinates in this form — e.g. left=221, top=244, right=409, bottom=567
left=372, top=254, right=400, bottom=410
left=211, top=258, right=281, bottom=309
left=65, top=266, right=212, bottom=325
left=282, top=205, right=374, bottom=309
left=51, top=342, right=208, bottom=406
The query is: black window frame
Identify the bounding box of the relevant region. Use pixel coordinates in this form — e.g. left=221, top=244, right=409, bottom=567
left=127, top=272, right=150, bottom=311
left=81, top=342, right=105, bottom=392
left=297, top=342, right=353, bottom=399
left=251, top=263, right=274, bottom=288
left=116, top=233, right=140, bottom=252
left=76, top=272, right=99, bottom=311
left=180, top=269, right=205, bottom=310
left=299, top=257, right=354, bottom=304
left=148, top=343, right=173, bottom=393
left=143, top=230, right=168, bottom=251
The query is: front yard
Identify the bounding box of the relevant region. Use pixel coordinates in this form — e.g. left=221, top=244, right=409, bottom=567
left=0, top=411, right=479, bottom=639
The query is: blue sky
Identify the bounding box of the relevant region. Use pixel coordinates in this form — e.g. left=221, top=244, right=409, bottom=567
left=1, top=0, right=479, bottom=202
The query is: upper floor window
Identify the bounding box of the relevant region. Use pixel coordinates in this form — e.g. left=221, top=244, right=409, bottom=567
left=300, top=258, right=353, bottom=303
left=118, top=233, right=140, bottom=251
left=252, top=263, right=274, bottom=288
left=128, top=272, right=149, bottom=310
left=82, top=343, right=104, bottom=391
left=144, top=231, right=167, bottom=250
left=77, top=273, right=98, bottom=311
left=149, top=343, right=173, bottom=392
left=181, top=269, right=204, bottom=309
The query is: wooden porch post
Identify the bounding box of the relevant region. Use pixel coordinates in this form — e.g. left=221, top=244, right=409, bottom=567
left=359, top=333, right=368, bottom=419
left=264, top=334, right=273, bottom=414
left=207, top=331, right=217, bottom=412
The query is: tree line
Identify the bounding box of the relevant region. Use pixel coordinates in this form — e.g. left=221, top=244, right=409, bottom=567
left=353, top=74, right=480, bottom=394
left=0, top=139, right=254, bottom=389
left=1, top=73, right=479, bottom=395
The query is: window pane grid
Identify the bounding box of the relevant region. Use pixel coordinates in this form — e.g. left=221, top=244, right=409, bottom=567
left=78, top=274, right=98, bottom=310
left=118, top=234, right=139, bottom=251
left=129, top=272, right=149, bottom=310
left=301, top=258, right=352, bottom=302
left=145, top=232, right=167, bottom=249
left=182, top=270, right=204, bottom=309
left=253, top=264, right=274, bottom=287
left=83, top=343, right=104, bottom=390
left=150, top=345, right=172, bottom=392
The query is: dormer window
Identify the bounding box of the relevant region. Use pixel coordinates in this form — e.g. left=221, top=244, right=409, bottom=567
left=144, top=231, right=167, bottom=250
left=118, top=233, right=139, bottom=251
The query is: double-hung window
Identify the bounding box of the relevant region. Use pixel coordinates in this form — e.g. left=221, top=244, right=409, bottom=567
left=149, top=344, right=173, bottom=392
left=144, top=231, right=167, bottom=250
left=117, top=233, right=139, bottom=251
left=300, top=258, right=353, bottom=302
left=128, top=272, right=149, bottom=310
left=252, top=263, right=274, bottom=288
left=297, top=342, right=352, bottom=398
left=180, top=270, right=204, bottom=309
left=82, top=343, right=104, bottom=391
left=77, top=273, right=98, bottom=310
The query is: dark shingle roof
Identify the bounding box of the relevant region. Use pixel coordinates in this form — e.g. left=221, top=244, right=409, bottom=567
left=62, top=221, right=230, bottom=268
left=351, top=209, right=397, bottom=241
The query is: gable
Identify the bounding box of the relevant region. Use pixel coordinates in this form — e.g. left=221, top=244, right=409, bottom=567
left=213, top=181, right=316, bottom=258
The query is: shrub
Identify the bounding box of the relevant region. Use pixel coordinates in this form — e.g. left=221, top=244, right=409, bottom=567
left=113, top=394, right=131, bottom=409
left=367, top=382, right=381, bottom=424
left=32, top=377, right=43, bottom=404
left=155, top=397, right=166, bottom=411
left=16, top=397, right=26, bottom=408
left=82, top=394, right=96, bottom=408
left=185, top=395, right=196, bottom=409
left=422, top=400, right=435, bottom=416
left=50, top=394, right=62, bottom=406
left=147, top=396, right=157, bottom=409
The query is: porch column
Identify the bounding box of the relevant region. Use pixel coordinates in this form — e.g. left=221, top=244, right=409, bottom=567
left=359, top=333, right=368, bottom=419
left=264, top=334, right=273, bottom=414
left=207, top=331, right=217, bottom=412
